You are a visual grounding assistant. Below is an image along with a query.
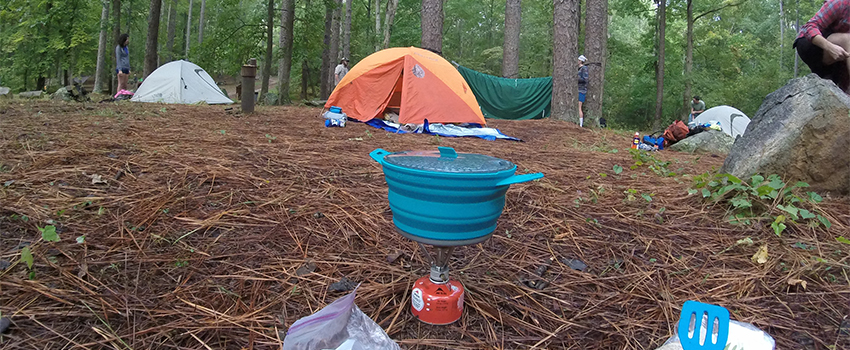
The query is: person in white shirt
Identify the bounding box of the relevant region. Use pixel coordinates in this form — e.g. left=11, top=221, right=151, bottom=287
left=334, top=58, right=350, bottom=86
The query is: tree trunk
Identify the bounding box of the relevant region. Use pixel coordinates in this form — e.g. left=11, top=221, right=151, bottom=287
left=794, top=0, right=799, bottom=77
left=261, top=0, right=274, bottom=96
left=552, top=0, right=579, bottom=122
left=683, top=0, right=693, bottom=116
left=185, top=0, right=193, bottom=57
left=95, top=0, right=110, bottom=93
left=382, top=0, right=400, bottom=49
left=421, top=0, right=443, bottom=54
left=198, top=0, right=206, bottom=43
left=166, top=0, right=176, bottom=61
left=320, top=4, right=333, bottom=99
left=502, top=0, right=521, bottom=78
left=144, top=0, right=163, bottom=78
left=653, top=0, right=666, bottom=130
left=375, top=0, right=381, bottom=51
left=277, top=0, right=295, bottom=104
left=585, top=0, right=606, bottom=126
left=344, top=0, right=352, bottom=57
left=301, top=59, right=309, bottom=100
left=329, top=0, right=342, bottom=86
left=112, top=0, right=121, bottom=95
left=127, top=0, right=132, bottom=32
left=779, top=0, right=785, bottom=71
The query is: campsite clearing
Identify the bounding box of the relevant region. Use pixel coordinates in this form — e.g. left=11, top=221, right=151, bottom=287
left=0, top=101, right=848, bottom=349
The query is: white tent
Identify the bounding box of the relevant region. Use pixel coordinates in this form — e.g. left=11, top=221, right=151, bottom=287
left=692, top=105, right=750, bottom=138
left=131, top=60, right=232, bottom=104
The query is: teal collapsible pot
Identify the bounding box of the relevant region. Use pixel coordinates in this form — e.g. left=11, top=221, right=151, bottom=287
left=370, top=147, right=543, bottom=246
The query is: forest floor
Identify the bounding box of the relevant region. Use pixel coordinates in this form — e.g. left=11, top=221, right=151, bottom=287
left=0, top=100, right=848, bottom=350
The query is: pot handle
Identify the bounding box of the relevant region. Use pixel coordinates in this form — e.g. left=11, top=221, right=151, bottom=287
left=496, top=172, right=544, bottom=186
left=438, top=147, right=458, bottom=158
left=370, top=148, right=390, bottom=163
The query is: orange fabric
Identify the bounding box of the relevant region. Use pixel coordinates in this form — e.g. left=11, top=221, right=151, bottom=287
left=326, top=47, right=485, bottom=125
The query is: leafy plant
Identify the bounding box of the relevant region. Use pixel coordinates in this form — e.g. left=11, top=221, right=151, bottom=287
left=628, top=149, right=675, bottom=177
left=691, top=173, right=831, bottom=236
left=613, top=164, right=623, bottom=174
left=39, top=225, right=59, bottom=242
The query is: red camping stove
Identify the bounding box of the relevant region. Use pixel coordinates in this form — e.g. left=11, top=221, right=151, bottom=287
left=410, top=244, right=464, bottom=325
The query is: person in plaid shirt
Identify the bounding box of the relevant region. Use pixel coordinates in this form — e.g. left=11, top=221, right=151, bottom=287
left=795, top=0, right=850, bottom=92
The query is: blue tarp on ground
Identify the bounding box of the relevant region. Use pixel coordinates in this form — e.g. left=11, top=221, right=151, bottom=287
left=364, top=119, right=522, bottom=141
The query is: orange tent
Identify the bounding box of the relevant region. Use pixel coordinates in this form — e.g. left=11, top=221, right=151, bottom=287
left=325, top=47, right=486, bottom=125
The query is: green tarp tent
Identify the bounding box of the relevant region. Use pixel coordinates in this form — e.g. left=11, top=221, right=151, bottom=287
left=456, top=66, right=552, bottom=120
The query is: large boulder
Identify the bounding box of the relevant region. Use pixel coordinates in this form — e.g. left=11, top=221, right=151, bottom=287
left=17, top=91, right=43, bottom=98
left=669, top=130, right=734, bottom=154
left=52, top=86, right=71, bottom=101
left=0, top=87, right=10, bottom=97
left=722, top=74, right=850, bottom=194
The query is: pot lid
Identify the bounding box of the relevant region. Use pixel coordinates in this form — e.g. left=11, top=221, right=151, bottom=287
left=383, top=147, right=515, bottom=174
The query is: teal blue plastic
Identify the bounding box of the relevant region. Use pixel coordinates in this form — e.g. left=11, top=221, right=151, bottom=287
left=369, top=148, right=543, bottom=244
left=677, top=301, right=730, bottom=350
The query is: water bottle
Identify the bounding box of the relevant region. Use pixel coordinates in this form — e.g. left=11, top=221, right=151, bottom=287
left=631, top=132, right=640, bottom=149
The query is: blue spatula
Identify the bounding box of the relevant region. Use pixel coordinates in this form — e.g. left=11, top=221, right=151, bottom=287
left=677, top=301, right=731, bottom=350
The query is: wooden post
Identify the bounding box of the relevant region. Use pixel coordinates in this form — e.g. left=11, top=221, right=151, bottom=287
left=241, top=58, right=257, bottom=113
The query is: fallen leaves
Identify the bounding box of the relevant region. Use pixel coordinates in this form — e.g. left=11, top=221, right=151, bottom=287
left=751, top=244, right=769, bottom=264
left=787, top=278, right=808, bottom=290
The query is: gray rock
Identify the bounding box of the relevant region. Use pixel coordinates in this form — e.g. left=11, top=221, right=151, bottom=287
left=722, top=74, right=850, bottom=194
left=17, top=91, right=43, bottom=98
left=0, top=87, right=10, bottom=97
left=328, top=277, right=357, bottom=292
left=52, top=86, right=71, bottom=101
left=668, top=130, right=734, bottom=154
left=263, top=93, right=278, bottom=105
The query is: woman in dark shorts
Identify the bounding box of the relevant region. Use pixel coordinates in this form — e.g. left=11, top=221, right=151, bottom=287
left=794, top=0, right=850, bottom=93
left=115, top=33, right=130, bottom=93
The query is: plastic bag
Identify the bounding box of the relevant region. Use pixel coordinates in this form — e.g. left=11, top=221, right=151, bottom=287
left=654, top=319, right=775, bottom=350
left=282, top=287, right=400, bottom=350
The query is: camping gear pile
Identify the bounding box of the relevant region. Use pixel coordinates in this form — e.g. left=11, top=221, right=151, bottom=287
left=131, top=60, right=232, bottom=105
left=324, top=106, right=347, bottom=127
left=369, top=147, right=543, bottom=325
left=635, top=106, right=751, bottom=151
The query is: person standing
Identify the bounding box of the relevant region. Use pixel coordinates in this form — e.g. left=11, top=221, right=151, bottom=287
left=690, top=95, right=705, bottom=123
left=577, top=55, right=589, bottom=127
left=115, top=33, right=131, bottom=95
left=334, top=58, right=350, bottom=87
left=794, top=0, right=850, bottom=93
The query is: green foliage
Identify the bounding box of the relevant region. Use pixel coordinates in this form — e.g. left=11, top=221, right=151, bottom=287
left=692, top=173, right=831, bottom=236
left=613, top=164, right=623, bottom=174
left=21, top=246, right=34, bottom=269
left=629, top=149, right=674, bottom=177
left=39, top=225, right=59, bottom=242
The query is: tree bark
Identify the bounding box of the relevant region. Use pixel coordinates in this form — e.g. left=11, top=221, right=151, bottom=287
left=382, top=0, right=400, bottom=49
left=779, top=0, right=785, bottom=71
left=112, top=0, right=121, bottom=95
left=301, top=60, right=309, bottom=100
left=502, top=0, right=521, bottom=78
left=185, top=0, right=193, bottom=57
left=552, top=0, right=579, bottom=122
left=421, top=0, right=443, bottom=54
left=144, top=0, right=163, bottom=78
left=198, top=0, right=206, bottom=43
left=329, top=0, right=342, bottom=86
left=585, top=0, right=606, bottom=126
left=261, top=0, right=274, bottom=96
left=375, top=0, right=381, bottom=51
left=344, top=0, right=352, bottom=58
left=277, top=0, right=295, bottom=104
left=683, top=0, right=693, bottom=116
left=320, top=3, right=333, bottom=99
left=166, top=0, right=176, bottom=62
left=653, top=0, right=666, bottom=130
left=95, top=0, right=110, bottom=93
